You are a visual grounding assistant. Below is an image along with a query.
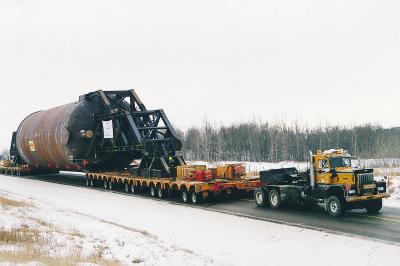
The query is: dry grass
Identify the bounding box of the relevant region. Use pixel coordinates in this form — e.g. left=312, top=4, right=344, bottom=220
left=0, top=251, right=121, bottom=266
left=31, top=217, right=53, bottom=228
left=0, top=195, right=141, bottom=265
left=0, top=226, right=42, bottom=245
left=0, top=196, right=29, bottom=208
left=69, top=229, right=85, bottom=239
left=0, top=205, right=120, bottom=265
left=0, top=226, right=120, bottom=265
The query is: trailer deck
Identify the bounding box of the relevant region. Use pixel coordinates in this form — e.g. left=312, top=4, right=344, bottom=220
left=86, top=171, right=261, bottom=204
left=0, top=165, right=261, bottom=204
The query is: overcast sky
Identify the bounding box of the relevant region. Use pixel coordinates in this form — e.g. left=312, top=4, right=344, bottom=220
left=0, top=0, right=399, bottom=150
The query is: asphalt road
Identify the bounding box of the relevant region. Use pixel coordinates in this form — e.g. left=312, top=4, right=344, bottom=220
left=16, top=172, right=400, bottom=246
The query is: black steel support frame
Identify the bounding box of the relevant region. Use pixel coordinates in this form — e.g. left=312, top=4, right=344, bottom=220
left=80, top=89, right=185, bottom=176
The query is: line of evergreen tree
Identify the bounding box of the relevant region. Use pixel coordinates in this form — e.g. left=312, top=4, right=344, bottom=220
left=176, top=121, right=400, bottom=162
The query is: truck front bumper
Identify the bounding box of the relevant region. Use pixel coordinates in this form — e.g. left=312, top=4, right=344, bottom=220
left=346, top=193, right=391, bottom=203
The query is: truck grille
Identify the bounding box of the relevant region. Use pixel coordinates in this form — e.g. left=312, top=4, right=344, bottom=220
left=357, top=173, right=374, bottom=184
left=357, top=173, right=374, bottom=195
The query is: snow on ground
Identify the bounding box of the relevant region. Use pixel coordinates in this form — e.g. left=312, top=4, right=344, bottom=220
left=0, top=189, right=210, bottom=265
left=383, top=176, right=400, bottom=208
left=0, top=174, right=399, bottom=266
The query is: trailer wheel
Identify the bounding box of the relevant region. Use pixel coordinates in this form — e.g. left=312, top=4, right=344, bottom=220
left=365, top=199, right=382, bottom=214
left=157, top=187, right=164, bottom=198
left=150, top=186, right=156, bottom=197
left=191, top=192, right=202, bottom=205
left=108, top=181, right=114, bottom=190
left=255, top=188, right=268, bottom=208
left=131, top=184, right=136, bottom=194
left=269, top=189, right=282, bottom=209
left=326, top=196, right=345, bottom=217
left=181, top=190, right=189, bottom=203
left=124, top=183, right=130, bottom=193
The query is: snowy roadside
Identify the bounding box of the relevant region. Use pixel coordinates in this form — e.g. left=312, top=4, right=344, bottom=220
left=383, top=176, right=400, bottom=208
left=0, top=190, right=211, bottom=265
left=0, top=175, right=399, bottom=266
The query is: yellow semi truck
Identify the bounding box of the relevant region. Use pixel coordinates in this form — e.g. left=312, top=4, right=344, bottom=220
left=255, top=149, right=390, bottom=216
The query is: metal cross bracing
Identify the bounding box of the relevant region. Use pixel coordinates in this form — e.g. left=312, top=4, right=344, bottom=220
left=81, top=89, right=185, bottom=176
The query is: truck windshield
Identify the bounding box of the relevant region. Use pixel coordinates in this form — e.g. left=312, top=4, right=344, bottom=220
left=329, top=157, right=351, bottom=168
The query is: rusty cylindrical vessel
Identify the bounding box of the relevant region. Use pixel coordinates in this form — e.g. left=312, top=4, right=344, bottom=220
left=16, top=101, right=96, bottom=171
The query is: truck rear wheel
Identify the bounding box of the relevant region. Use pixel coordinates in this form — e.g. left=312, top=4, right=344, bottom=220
left=269, top=189, right=281, bottom=209
left=365, top=199, right=382, bottom=214
left=255, top=188, right=268, bottom=208
left=326, top=196, right=345, bottom=217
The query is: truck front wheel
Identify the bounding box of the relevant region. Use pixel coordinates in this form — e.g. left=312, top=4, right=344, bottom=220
left=255, top=188, right=268, bottom=208
left=269, top=189, right=282, bottom=209
left=365, top=199, right=382, bottom=214
left=326, top=196, right=345, bottom=217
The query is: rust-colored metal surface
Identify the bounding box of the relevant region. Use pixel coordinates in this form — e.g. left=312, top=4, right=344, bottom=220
left=16, top=103, right=79, bottom=170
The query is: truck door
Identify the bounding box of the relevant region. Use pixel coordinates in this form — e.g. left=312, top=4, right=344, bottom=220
left=316, top=159, right=332, bottom=184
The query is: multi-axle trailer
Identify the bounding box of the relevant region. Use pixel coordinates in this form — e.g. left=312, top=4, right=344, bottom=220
left=85, top=171, right=260, bottom=204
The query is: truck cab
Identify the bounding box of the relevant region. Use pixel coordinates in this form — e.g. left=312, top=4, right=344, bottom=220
left=313, top=149, right=354, bottom=186
left=255, top=149, right=390, bottom=217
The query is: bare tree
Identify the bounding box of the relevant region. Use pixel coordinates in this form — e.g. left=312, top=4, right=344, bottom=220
left=1, top=148, right=9, bottom=160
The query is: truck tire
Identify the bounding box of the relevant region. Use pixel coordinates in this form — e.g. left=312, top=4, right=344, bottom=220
left=108, top=181, right=113, bottom=190
left=157, top=187, right=164, bottom=198
left=124, top=183, right=130, bottom=193
left=269, top=189, right=282, bottom=209
left=191, top=192, right=202, bottom=205
left=365, top=199, right=382, bottom=214
left=150, top=186, right=156, bottom=197
left=254, top=188, right=268, bottom=208
left=181, top=190, right=189, bottom=203
left=326, top=196, right=345, bottom=217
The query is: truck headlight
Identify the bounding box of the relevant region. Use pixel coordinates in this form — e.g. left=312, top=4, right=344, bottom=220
left=377, top=187, right=384, bottom=192
left=348, top=190, right=356, bottom=195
